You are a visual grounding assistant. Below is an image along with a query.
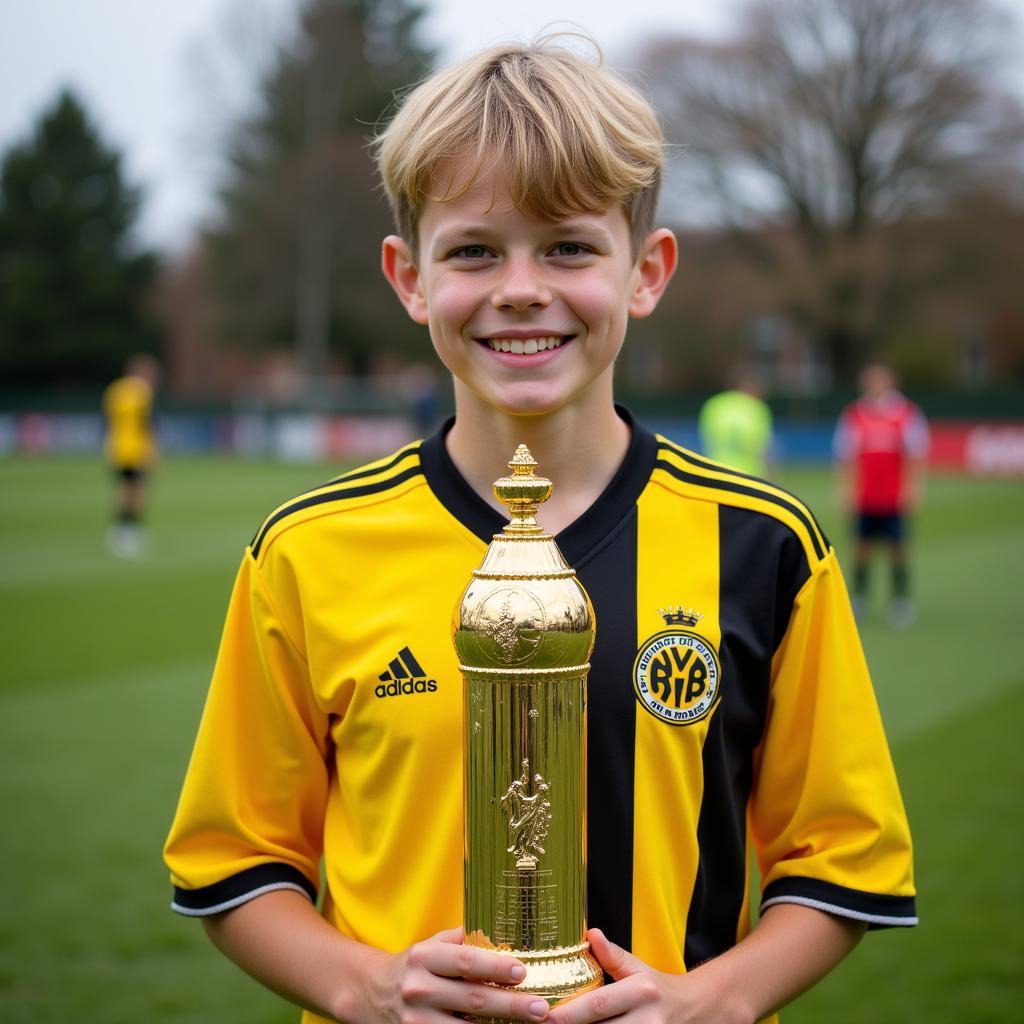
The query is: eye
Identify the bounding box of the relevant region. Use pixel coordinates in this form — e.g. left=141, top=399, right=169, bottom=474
left=550, top=242, right=591, bottom=258
left=450, top=244, right=492, bottom=260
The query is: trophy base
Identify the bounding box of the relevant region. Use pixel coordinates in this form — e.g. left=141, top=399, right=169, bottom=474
left=465, top=941, right=603, bottom=1024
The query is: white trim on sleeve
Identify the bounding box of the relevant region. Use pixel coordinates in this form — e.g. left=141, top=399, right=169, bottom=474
left=171, top=880, right=314, bottom=917
left=761, top=894, right=918, bottom=928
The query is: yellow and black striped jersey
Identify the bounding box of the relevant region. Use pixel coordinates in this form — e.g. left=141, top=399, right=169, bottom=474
left=102, top=374, right=155, bottom=469
left=164, top=410, right=916, bottom=1024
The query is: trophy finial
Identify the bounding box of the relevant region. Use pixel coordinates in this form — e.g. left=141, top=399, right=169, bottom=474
left=509, top=444, right=538, bottom=473
left=493, top=445, right=553, bottom=534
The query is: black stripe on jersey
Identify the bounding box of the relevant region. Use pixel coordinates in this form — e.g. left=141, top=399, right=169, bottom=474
left=171, top=863, right=317, bottom=917
left=324, top=443, right=420, bottom=485
left=250, top=463, right=423, bottom=557
left=659, top=437, right=773, bottom=487
left=653, top=450, right=828, bottom=563
left=576, top=509, right=639, bottom=954
left=659, top=438, right=828, bottom=549
left=684, top=506, right=813, bottom=967
left=762, top=877, right=918, bottom=929
left=657, top=439, right=829, bottom=557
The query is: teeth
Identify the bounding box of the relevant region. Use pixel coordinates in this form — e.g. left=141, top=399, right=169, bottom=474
left=485, top=335, right=568, bottom=353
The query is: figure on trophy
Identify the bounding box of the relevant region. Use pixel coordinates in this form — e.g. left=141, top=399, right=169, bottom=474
left=501, top=759, right=553, bottom=869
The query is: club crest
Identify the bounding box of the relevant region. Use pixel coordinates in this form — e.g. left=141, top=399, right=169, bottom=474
left=633, top=608, right=721, bottom=726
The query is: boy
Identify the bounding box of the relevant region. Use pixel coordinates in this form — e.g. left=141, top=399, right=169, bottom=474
left=833, top=362, right=929, bottom=627
left=103, top=353, right=160, bottom=557
left=165, top=40, right=916, bottom=1024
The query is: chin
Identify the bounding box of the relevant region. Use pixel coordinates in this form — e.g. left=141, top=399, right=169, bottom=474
left=480, top=382, right=578, bottom=418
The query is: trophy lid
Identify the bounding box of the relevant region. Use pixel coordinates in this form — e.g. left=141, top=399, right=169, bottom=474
left=453, top=445, right=595, bottom=672
left=492, top=445, right=553, bottom=535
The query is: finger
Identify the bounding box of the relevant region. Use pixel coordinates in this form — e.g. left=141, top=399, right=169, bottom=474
left=431, top=979, right=550, bottom=1022
left=413, top=939, right=526, bottom=985
left=548, top=979, right=634, bottom=1024
left=587, top=929, right=646, bottom=981
left=433, top=926, right=465, bottom=945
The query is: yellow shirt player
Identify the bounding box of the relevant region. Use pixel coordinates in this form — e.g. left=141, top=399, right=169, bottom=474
left=165, top=38, right=916, bottom=1024
left=103, top=354, right=159, bottom=557
left=698, top=372, right=774, bottom=477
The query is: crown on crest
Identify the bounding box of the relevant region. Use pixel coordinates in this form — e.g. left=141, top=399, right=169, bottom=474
left=659, top=606, right=703, bottom=627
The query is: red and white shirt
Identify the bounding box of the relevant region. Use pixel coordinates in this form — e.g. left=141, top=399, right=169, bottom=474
left=833, top=392, right=929, bottom=513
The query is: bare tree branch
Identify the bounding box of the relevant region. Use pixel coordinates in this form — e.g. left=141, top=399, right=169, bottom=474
left=642, top=0, right=1024, bottom=379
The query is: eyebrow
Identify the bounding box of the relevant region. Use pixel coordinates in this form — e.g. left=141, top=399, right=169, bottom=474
left=430, top=226, right=490, bottom=247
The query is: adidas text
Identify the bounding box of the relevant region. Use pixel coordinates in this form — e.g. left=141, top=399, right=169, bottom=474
left=375, top=678, right=438, bottom=698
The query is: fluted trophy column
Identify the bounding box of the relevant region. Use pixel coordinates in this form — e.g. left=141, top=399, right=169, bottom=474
left=453, top=445, right=603, bottom=1023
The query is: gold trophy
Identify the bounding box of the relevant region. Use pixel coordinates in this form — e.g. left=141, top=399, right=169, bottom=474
left=453, top=445, right=603, bottom=1022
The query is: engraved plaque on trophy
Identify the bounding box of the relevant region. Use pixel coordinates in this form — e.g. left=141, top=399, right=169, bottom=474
left=453, top=446, right=602, bottom=1022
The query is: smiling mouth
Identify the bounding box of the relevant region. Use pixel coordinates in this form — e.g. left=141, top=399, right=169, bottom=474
left=479, top=335, right=574, bottom=354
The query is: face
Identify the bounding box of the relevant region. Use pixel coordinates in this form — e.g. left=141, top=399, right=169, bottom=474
left=382, top=163, right=676, bottom=420
left=860, top=364, right=896, bottom=399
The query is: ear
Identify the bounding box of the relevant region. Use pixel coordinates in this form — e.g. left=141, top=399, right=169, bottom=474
left=629, top=228, right=678, bottom=319
left=381, top=235, right=428, bottom=325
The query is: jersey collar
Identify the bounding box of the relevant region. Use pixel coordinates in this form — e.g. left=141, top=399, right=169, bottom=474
left=418, top=407, right=658, bottom=566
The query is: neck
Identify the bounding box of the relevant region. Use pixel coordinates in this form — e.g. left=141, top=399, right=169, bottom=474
left=445, top=389, right=630, bottom=535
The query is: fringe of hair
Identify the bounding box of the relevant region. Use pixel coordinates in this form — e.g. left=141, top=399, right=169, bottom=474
left=372, top=35, right=664, bottom=253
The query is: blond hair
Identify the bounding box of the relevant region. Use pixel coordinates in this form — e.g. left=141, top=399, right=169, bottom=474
left=373, top=36, right=664, bottom=254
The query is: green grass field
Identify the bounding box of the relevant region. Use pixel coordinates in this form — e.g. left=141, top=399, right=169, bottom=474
left=1, top=455, right=1021, bottom=1022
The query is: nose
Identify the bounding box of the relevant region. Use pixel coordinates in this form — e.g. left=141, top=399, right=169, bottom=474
left=491, top=256, right=551, bottom=311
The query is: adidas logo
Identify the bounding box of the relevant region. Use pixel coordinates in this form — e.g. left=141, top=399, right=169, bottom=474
left=375, top=646, right=438, bottom=698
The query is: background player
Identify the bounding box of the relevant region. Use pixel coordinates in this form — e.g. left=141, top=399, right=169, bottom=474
left=698, top=367, right=774, bottom=476
left=102, top=353, right=159, bottom=557
left=165, top=39, right=916, bottom=1024
left=833, top=361, right=930, bottom=626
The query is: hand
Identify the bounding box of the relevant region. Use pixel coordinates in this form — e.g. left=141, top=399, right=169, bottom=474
left=547, top=929, right=750, bottom=1024
left=367, top=927, right=552, bottom=1024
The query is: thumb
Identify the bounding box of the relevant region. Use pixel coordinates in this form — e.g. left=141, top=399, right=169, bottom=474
left=587, top=928, right=648, bottom=980
left=434, top=926, right=465, bottom=944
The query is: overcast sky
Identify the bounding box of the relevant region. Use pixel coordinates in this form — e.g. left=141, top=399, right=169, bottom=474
left=2, top=0, right=1021, bottom=251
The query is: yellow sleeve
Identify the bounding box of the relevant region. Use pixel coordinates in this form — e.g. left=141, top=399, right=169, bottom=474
left=164, top=552, right=329, bottom=915
left=750, top=549, right=917, bottom=928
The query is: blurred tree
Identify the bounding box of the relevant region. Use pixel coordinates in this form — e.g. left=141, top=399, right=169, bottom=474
left=0, top=89, right=159, bottom=387
left=202, top=0, right=434, bottom=388
left=644, top=0, right=1024, bottom=383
